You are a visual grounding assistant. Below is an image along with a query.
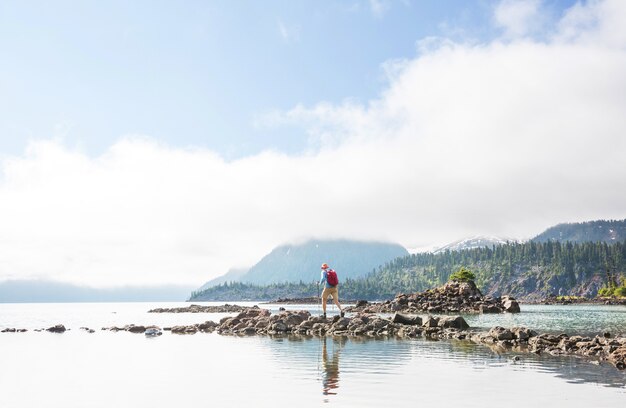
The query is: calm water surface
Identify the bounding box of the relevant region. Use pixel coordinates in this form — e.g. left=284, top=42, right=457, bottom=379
left=1, top=302, right=625, bottom=407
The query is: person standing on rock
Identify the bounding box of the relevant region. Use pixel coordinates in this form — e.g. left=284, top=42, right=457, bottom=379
left=319, top=263, right=344, bottom=319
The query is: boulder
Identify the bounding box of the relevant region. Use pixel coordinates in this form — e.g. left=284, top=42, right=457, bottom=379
left=502, top=296, right=521, bottom=313
left=171, top=325, right=197, bottom=334
left=511, top=327, right=536, bottom=341
left=145, top=328, right=162, bottom=336
left=197, top=321, right=218, bottom=331
left=126, top=325, right=147, bottom=333
left=608, top=346, right=626, bottom=370
left=332, top=317, right=351, bottom=331
left=271, top=321, right=288, bottom=332
left=46, top=324, right=66, bottom=333
left=488, top=326, right=514, bottom=341
left=422, top=316, right=439, bottom=328
left=392, top=313, right=422, bottom=326
left=479, top=304, right=502, bottom=314
left=438, top=316, right=469, bottom=330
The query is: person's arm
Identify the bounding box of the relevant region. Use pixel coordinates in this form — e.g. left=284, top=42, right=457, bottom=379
left=319, top=270, right=326, bottom=286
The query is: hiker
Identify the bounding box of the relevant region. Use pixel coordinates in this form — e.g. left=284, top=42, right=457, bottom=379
left=319, top=263, right=344, bottom=318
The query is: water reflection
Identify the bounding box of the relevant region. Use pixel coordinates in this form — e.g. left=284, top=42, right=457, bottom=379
left=263, top=334, right=626, bottom=391
left=320, top=337, right=345, bottom=398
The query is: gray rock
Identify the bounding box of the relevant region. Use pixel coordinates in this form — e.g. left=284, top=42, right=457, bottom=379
left=46, top=324, right=66, bottom=333
left=422, top=316, right=440, bottom=328
left=502, top=298, right=521, bottom=313
left=145, top=328, right=162, bottom=336
left=392, top=313, right=422, bottom=326
left=271, top=321, right=287, bottom=332
left=488, top=326, right=514, bottom=341
left=126, top=325, right=147, bottom=333
left=479, top=304, right=502, bottom=314
left=438, top=316, right=469, bottom=330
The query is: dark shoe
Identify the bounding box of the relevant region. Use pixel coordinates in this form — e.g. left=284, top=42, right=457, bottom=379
left=340, top=311, right=345, bottom=318
left=321, top=313, right=326, bottom=319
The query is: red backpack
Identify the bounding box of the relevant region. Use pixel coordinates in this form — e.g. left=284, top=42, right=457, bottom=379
left=326, top=269, right=338, bottom=286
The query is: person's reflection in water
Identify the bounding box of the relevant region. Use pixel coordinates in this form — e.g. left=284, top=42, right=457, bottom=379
left=321, top=336, right=345, bottom=398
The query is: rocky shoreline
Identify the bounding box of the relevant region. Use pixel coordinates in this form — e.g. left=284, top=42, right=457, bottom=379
left=264, top=297, right=321, bottom=304
left=148, top=304, right=248, bottom=313
left=265, top=297, right=360, bottom=304
left=346, top=280, right=521, bottom=314
left=533, top=296, right=626, bottom=306
left=5, top=306, right=625, bottom=371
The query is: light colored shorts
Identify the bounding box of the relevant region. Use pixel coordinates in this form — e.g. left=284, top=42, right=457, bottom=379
left=321, top=286, right=339, bottom=300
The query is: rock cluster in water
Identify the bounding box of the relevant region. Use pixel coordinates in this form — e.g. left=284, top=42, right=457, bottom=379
left=4, top=302, right=626, bottom=371
left=1, top=328, right=28, bottom=333
left=147, top=304, right=249, bottom=313
left=145, top=308, right=626, bottom=369
left=347, top=280, right=520, bottom=314
left=539, top=295, right=626, bottom=306
left=214, top=308, right=470, bottom=337
left=266, top=297, right=321, bottom=304
left=469, top=327, right=626, bottom=370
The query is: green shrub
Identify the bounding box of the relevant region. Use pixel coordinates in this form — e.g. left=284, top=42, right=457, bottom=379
left=598, top=287, right=613, bottom=297
left=614, top=286, right=626, bottom=297
left=449, top=267, right=476, bottom=282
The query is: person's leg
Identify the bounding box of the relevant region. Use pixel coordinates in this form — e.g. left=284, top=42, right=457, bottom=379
left=332, top=287, right=343, bottom=316
left=333, top=297, right=341, bottom=311
left=321, top=287, right=329, bottom=316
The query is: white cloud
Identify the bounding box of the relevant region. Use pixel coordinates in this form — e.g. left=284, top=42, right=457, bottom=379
left=1, top=0, right=626, bottom=288
left=494, top=0, right=544, bottom=38
left=369, top=0, right=390, bottom=18
left=277, top=19, right=300, bottom=43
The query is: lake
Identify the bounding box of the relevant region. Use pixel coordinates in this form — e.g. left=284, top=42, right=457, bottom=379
left=1, top=302, right=625, bottom=407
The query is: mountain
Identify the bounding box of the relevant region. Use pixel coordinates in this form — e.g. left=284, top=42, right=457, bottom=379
left=194, top=239, right=408, bottom=294
left=433, top=236, right=513, bottom=253
left=0, top=280, right=195, bottom=303
left=532, top=219, right=626, bottom=244
left=236, top=239, right=408, bottom=285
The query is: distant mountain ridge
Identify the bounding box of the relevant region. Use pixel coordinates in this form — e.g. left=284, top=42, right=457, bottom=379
left=0, top=280, right=195, bottom=303
left=196, top=239, right=409, bottom=290
left=433, top=236, right=513, bottom=253
left=532, top=219, right=626, bottom=244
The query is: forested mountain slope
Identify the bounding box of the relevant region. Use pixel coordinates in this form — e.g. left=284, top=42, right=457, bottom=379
left=532, top=219, right=626, bottom=244
left=190, top=240, right=626, bottom=301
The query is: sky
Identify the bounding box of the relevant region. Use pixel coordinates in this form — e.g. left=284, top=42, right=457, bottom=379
left=1, top=0, right=625, bottom=288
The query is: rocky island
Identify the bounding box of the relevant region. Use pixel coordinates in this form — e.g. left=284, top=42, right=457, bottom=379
left=148, top=304, right=248, bottom=313
left=347, top=279, right=520, bottom=314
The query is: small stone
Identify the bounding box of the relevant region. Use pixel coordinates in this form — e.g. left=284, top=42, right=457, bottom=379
left=46, top=324, right=66, bottom=333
